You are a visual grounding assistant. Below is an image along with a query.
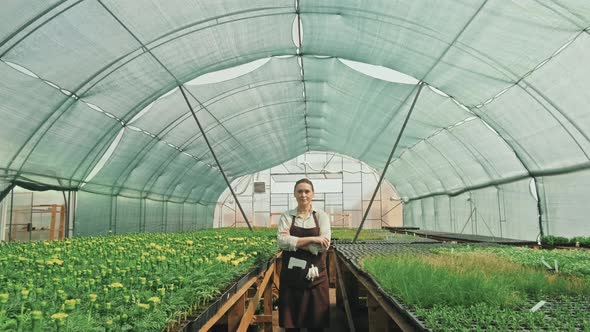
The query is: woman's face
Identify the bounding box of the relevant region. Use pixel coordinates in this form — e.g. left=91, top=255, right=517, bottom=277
left=294, top=182, right=314, bottom=207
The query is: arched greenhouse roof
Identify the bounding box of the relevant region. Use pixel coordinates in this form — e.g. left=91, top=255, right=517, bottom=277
left=1, top=1, right=589, bottom=238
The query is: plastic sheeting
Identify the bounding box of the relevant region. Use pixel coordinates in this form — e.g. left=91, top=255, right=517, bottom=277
left=1, top=1, right=589, bottom=238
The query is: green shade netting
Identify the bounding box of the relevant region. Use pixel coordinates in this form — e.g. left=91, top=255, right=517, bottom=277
left=1, top=1, right=590, bottom=238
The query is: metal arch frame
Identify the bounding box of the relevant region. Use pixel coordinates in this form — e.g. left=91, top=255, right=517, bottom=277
left=358, top=85, right=422, bottom=161
left=136, top=98, right=306, bottom=196
left=295, top=0, right=310, bottom=151
left=140, top=102, right=307, bottom=200
left=354, top=82, right=424, bottom=242
left=4, top=7, right=295, bottom=181
left=93, top=0, right=254, bottom=230
left=160, top=121, right=306, bottom=203
left=79, top=85, right=305, bottom=197
left=179, top=85, right=252, bottom=230
left=2, top=0, right=583, bottom=239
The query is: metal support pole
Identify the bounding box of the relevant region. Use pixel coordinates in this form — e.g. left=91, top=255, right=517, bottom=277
left=533, top=177, right=544, bottom=238
left=179, top=86, right=253, bottom=231
left=62, top=191, right=69, bottom=238
left=71, top=191, right=77, bottom=237
left=8, top=188, right=14, bottom=241
left=354, top=82, right=424, bottom=242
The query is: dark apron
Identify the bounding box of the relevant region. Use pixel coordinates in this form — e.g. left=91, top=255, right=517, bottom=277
left=279, top=211, right=330, bottom=328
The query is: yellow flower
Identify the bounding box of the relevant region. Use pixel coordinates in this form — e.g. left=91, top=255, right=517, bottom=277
left=50, top=312, right=68, bottom=320
left=147, top=296, right=161, bottom=305
left=31, top=310, right=43, bottom=321
left=106, top=319, right=113, bottom=326
left=109, top=282, right=124, bottom=288
left=0, top=294, right=8, bottom=303
left=21, top=289, right=30, bottom=299
left=137, top=303, right=150, bottom=310
left=186, top=240, right=193, bottom=246
left=89, top=293, right=97, bottom=302
left=64, top=299, right=76, bottom=311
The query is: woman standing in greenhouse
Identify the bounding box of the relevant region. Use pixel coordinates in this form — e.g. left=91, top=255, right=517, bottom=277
left=277, top=178, right=331, bottom=332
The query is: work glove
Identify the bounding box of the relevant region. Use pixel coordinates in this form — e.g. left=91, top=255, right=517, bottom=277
left=306, top=264, right=319, bottom=281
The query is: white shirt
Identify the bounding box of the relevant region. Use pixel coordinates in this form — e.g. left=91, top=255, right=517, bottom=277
left=277, top=207, right=331, bottom=255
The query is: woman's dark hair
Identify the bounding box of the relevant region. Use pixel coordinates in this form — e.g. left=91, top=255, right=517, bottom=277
left=294, top=178, right=315, bottom=192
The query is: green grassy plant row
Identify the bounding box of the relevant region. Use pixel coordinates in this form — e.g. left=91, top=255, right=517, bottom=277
left=331, top=228, right=412, bottom=241
left=0, top=228, right=278, bottom=331
left=542, top=235, right=590, bottom=247
left=433, top=245, right=590, bottom=280
left=362, top=249, right=590, bottom=331
left=363, top=252, right=590, bottom=309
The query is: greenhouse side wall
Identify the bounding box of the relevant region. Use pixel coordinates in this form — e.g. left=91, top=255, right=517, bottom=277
left=403, top=178, right=539, bottom=240
left=539, top=169, right=590, bottom=238
left=74, top=191, right=214, bottom=236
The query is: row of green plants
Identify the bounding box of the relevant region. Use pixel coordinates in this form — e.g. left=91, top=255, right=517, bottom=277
left=434, top=245, right=590, bottom=281
left=363, top=245, right=590, bottom=331
left=331, top=228, right=412, bottom=241
left=542, top=235, right=590, bottom=247
left=0, top=228, right=278, bottom=331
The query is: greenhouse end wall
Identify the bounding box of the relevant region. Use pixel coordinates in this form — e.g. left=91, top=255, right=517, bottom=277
left=74, top=192, right=214, bottom=236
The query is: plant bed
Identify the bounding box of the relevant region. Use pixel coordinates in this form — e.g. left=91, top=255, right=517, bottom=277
left=542, top=235, right=590, bottom=249
left=331, top=228, right=401, bottom=241
left=332, top=228, right=438, bottom=245
left=172, top=255, right=276, bottom=332
left=0, top=228, right=278, bottom=331
left=360, top=244, right=590, bottom=331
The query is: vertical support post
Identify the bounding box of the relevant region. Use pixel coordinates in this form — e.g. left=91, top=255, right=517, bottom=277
left=59, top=204, right=66, bottom=240
left=226, top=293, right=246, bottom=331
left=108, top=195, right=114, bottom=233
left=9, top=188, right=14, bottom=241
left=162, top=201, right=167, bottom=232
left=354, top=82, right=424, bottom=242
left=328, top=248, right=337, bottom=287
left=261, top=273, right=273, bottom=332
left=533, top=177, right=545, bottom=238
left=71, top=191, right=77, bottom=237
left=179, top=85, right=253, bottom=231
left=112, top=196, right=117, bottom=234
left=0, top=194, right=6, bottom=241
left=139, top=198, right=144, bottom=232
left=180, top=203, right=184, bottom=232
left=66, top=191, right=71, bottom=238
left=368, top=292, right=397, bottom=332
left=49, top=204, right=57, bottom=240
left=335, top=254, right=357, bottom=332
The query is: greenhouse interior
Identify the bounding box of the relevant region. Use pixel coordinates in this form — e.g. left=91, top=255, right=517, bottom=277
left=1, top=1, right=589, bottom=331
